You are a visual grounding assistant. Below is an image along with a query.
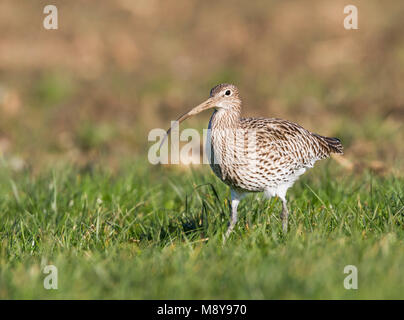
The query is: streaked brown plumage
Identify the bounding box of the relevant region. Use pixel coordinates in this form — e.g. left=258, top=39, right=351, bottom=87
left=162, top=83, right=343, bottom=237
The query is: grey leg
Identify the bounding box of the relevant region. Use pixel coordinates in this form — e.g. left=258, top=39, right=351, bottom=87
left=224, top=189, right=243, bottom=239
left=280, top=198, right=289, bottom=233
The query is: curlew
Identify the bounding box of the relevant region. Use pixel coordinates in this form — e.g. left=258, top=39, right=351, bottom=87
left=161, top=83, right=343, bottom=237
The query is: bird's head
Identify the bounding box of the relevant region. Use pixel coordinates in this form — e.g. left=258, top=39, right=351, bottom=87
left=208, top=83, right=241, bottom=111
left=178, top=83, right=241, bottom=119
left=159, top=83, right=241, bottom=148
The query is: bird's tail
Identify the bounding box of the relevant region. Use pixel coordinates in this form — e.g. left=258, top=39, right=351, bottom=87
left=323, top=136, right=344, bottom=154
left=313, top=134, right=344, bottom=155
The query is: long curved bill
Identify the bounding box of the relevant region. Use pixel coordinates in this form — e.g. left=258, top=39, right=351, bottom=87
left=159, top=97, right=216, bottom=150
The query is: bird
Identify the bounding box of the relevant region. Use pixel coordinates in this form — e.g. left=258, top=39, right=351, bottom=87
left=161, top=83, right=343, bottom=238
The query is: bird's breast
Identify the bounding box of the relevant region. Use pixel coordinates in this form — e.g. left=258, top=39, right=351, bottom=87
left=206, top=112, right=264, bottom=191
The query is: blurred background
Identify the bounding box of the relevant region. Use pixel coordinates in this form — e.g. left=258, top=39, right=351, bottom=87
left=0, top=0, right=403, bottom=174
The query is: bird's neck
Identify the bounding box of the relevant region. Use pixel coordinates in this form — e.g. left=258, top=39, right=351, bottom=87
left=210, top=108, right=241, bottom=130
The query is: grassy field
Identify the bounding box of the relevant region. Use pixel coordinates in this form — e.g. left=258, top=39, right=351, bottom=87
left=0, top=158, right=403, bottom=299
left=0, top=1, right=404, bottom=299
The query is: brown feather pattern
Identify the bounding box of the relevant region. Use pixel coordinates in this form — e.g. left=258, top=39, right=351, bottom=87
left=206, top=84, right=343, bottom=194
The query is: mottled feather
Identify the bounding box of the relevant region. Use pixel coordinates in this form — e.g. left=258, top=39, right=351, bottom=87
left=206, top=91, right=343, bottom=195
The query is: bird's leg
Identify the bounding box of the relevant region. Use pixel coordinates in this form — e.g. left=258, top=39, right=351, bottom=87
left=225, top=198, right=239, bottom=238
left=224, top=190, right=241, bottom=239
left=280, top=197, right=289, bottom=233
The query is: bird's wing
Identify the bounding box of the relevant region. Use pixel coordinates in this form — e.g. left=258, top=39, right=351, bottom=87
left=240, top=117, right=340, bottom=169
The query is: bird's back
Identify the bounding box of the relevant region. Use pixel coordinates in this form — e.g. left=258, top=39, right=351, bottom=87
left=241, top=117, right=343, bottom=165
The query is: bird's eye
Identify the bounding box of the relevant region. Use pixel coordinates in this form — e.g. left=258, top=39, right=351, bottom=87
left=225, top=90, right=231, bottom=96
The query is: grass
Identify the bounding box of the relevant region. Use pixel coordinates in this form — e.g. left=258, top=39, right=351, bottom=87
left=0, top=157, right=403, bottom=299
left=1, top=0, right=403, bottom=300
